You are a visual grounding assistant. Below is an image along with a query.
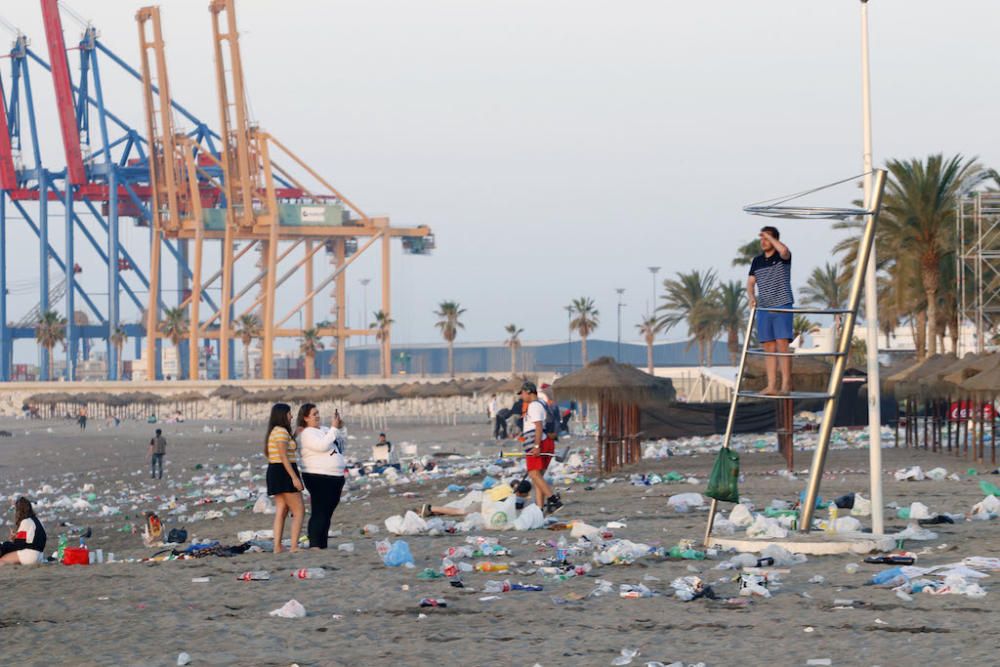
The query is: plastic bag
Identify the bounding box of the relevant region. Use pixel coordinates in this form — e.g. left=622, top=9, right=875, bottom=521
left=851, top=493, right=872, bottom=517
left=383, top=540, right=414, bottom=567
left=570, top=520, right=600, bottom=540
left=384, top=511, right=428, bottom=535
left=482, top=494, right=516, bottom=530
left=667, top=492, right=705, bottom=511
left=252, top=494, right=275, bottom=514
left=705, top=447, right=740, bottom=503
left=513, top=504, right=545, bottom=530
left=269, top=599, right=307, bottom=618
left=728, top=503, right=754, bottom=527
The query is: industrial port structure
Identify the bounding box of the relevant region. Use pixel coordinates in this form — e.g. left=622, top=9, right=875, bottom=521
left=0, top=0, right=433, bottom=382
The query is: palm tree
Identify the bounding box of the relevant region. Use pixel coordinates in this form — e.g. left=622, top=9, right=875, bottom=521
left=109, top=325, right=127, bottom=379
left=792, top=314, right=819, bottom=345
left=636, top=315, right=662, bottom=374
left=716, top=280, right=748, bottom=365
left=837, top=154, right=983, bottom=357
left=233, top=313, right=262, bottom=380
left=504, top=324, right=524, bottom=374
left=299, top=328, right=324, bottom=379
left=569, top=297, right=599, bottom=365
left=35, top=310, right=66, bottom=381
left=370, top=310, right=394, bottom=378
left=731, top=239, right=761, bottom=268
left=800, top=263, right=849, bottom=339
left=657, top=269, right=720, bottom=366
left=434, top=301, right=466, bottom=378
left=159, top=307, right=188, bottom=378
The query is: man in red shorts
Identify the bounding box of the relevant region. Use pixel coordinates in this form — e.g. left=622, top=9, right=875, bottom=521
left=518, top=382, right=563, bottom=514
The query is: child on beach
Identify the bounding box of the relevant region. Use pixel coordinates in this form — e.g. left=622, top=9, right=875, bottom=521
left=0, top=497, right=47, bottom=566
left=264, top=403, right=305, bottom=553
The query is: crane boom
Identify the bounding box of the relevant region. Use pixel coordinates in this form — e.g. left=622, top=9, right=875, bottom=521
left=0, top=75, right=17, bottom=189
left=39, top=0, right=86, bottom=185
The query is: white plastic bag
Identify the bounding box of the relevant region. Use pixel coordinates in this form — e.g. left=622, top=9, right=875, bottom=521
left=570, top=520, right=600, bottom=540
left=269, top=599, right=307, bottom=618
left=667, top=492, right=705, bottom=511
left=728, top=503, right=754, bottom=527
left=850, top=493, right=872, bottom=517
left=252, top=494, right=275, bottom=514
left=513, top=504, right=545, bottom=530
left=746, top=514, right=788, bottom=539
left=908, top=502, right=932, bottom=520
left=482, top=494, right=516, bottom=530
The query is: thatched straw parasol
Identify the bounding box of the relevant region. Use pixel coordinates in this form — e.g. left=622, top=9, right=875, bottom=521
left=552, top=356, right=675, bottom=405
left=959, top=356, right=1000, bottom=395
left=210, top=385, right=248, bottom=400
left=347, top=384, right=401, bottom=405
left=891, top=353, right=957, bottom=400
left=940, top=353, right=999, bottom=393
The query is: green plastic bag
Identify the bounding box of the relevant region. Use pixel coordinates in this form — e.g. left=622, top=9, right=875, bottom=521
left=705, top=447, right=740, bottom=503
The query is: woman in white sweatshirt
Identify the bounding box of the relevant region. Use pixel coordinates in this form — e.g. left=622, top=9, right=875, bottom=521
left=295, top=403, right=347, bottom=549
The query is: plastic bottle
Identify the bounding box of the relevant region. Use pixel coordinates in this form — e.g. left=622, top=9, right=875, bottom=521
left=441, top=558, right=458, bottom=577
left=484, top=580, right=512, bottom=593
left=291, top=568, right=325, bottom=579
left=57, top=534, right=68, bottom=562
left=237, top=570, right=270, bottom=581
left=870, top=567, right=907, bottom=586
left=375, top=539, right=391, bottom=557
left=510, top=583, right=543, bottom=591
left=475, top=562, right=509, bottom=573
left=755, top=557, right=775, bottom=567
left=419, top=598, right=447, bottom=608
left=457, top=561, right=474, bottom=573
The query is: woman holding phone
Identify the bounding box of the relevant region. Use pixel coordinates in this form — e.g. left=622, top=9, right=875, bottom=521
left=296, top=403, right=347, bottom=549
left=264, top=403, right=304, bottom=553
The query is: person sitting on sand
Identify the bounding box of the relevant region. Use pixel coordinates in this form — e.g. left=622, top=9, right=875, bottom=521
left=265, top=403, right=305, bottom=553
left=0, top=497, right=47, bottom=566
left=295, top=403, right=347, bottom=550
left=418, top=480, right=533, bottom=517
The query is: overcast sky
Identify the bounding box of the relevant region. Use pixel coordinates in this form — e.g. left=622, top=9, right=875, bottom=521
left=4, top=0, right=1000, bottom=361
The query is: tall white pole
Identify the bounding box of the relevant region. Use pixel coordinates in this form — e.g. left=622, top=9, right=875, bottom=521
left=860, top=0, right=884, bottom=536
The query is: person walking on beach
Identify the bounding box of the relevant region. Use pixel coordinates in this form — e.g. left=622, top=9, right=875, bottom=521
left=296, top=403, right=347, bottom=550
left=747, top=226, right=794, bottom=395
left=77, top=406, right=88, bottom=430
left=487, top=393, right=498, bottom=424
left=518, top=382, right=562, bottom=514
left=149, top=428, right=167, bottom=479
left=0, top=497, right=46, bottom=566
left=264, top=403, right=304, bottom=553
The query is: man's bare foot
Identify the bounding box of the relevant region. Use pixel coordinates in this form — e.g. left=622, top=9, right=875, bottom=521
left=761, top=386, right=779, bottom=396
left=776, top=387, right=790, bottom=396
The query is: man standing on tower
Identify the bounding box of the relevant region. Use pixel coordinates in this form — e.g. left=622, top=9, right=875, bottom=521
left=747, top=226, right=793, bottom=395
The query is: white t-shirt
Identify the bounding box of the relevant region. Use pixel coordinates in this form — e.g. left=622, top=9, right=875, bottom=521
left=298, top=426, right=347, bottom=476
left=521, top=399, right=547, bottom=447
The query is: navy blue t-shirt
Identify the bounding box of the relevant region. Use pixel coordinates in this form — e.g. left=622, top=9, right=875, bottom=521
left=749, top=252, right=793, bottom=308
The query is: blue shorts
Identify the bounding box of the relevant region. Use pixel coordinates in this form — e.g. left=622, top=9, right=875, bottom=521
left=757, top=303, right=794, bottom=343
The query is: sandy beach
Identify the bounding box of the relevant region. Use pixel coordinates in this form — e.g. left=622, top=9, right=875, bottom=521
left=2, top=414, right=999, bottom=667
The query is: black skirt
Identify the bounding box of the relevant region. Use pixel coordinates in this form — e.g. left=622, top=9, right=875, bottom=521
left=266, top=462, right=300, bottom=496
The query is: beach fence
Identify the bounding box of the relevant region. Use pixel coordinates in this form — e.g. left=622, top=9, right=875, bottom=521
left=887, top=352, right=1000, bottom=465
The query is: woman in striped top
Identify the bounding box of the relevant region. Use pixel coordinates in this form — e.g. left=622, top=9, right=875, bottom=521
left=264, top=403, right=304, bottom=553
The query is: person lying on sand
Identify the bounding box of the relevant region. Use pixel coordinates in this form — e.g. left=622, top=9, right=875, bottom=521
left=417, top=480, right=533, bottom=518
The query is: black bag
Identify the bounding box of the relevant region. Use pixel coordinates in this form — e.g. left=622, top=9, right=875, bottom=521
left=705, top=447, right=740, bottom=503
left=167, top=528, right=188, bottom=544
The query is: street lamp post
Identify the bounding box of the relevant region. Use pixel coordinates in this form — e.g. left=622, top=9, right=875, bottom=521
left=360, top=278, right=371, bottom=346
left=564, top=304, right=573, bottom=372
left=859, top=0, right=884, bottom=536
left=616, top=288, right=626, bottom=362
left=647, top=266, right=661, bottom=316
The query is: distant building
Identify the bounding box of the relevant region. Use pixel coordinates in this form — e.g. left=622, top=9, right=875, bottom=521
left=317, top=338, right=730, bottom=377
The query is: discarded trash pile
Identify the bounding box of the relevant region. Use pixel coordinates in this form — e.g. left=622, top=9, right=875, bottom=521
left=643, top=424, right=895, bottom=460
